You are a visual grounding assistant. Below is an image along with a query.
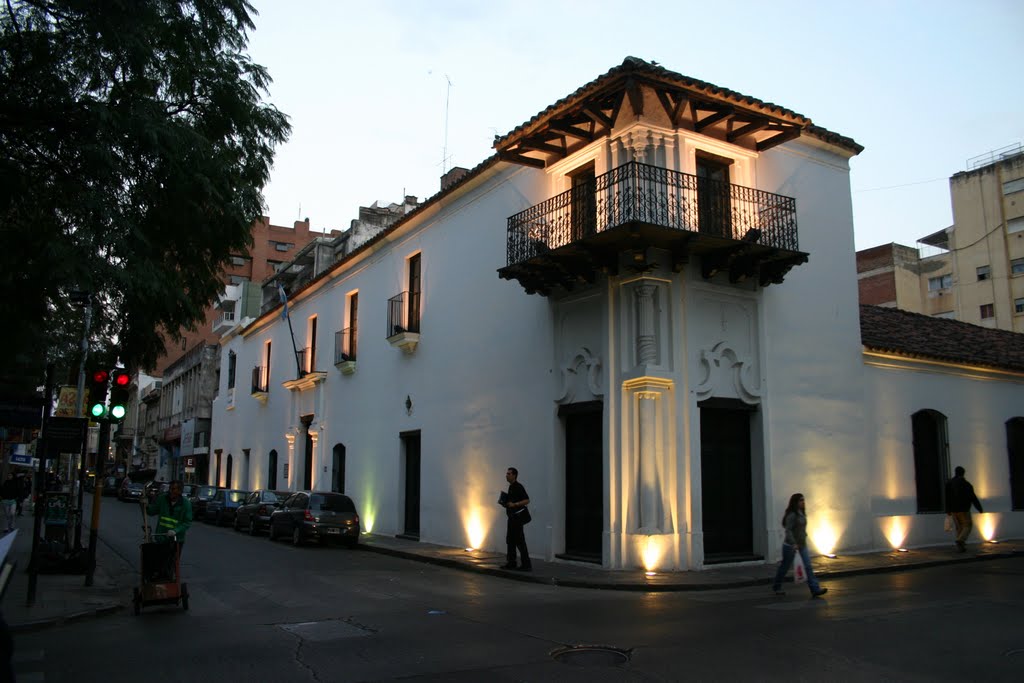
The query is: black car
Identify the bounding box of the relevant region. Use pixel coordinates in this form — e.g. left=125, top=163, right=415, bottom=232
left=268, top=491, right=360, bottom=547
left=204, top=489, right=250, bottom=526
left=118, top=482, right=147, bottom=502
left=190, top=485, right=221, bottom=519
left=233, top=489, right=291, bottom=535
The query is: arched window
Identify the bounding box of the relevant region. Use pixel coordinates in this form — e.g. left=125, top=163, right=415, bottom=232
left=911, top=410, right=949, bottom=513
left=332, top=443, right=346, bottom=493
left=1007, top=417, right=1024, bottom=510
left=268, top=449, right=278, bottom=490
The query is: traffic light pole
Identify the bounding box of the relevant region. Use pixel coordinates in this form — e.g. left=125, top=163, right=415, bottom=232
left=84, top=421, right=109, bottom=587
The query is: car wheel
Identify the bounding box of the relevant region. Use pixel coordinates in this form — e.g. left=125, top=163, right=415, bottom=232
left=249, top=519, right=257, bottom=536
left=292, top=526, right=302, bottom=547
left=268, top=522, right=276, bottom=541
left=343, top=537, right=358, bottom=549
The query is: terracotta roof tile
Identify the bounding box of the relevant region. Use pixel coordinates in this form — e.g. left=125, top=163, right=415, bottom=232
left=860, top=305, right=1024, bottom=372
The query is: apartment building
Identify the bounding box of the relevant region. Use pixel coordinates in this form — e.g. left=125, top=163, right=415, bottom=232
left=857, top=144, right=1024, bottom=332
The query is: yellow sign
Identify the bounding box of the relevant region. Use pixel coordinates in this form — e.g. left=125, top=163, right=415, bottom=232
left=55, top=386, right=92, bottom=418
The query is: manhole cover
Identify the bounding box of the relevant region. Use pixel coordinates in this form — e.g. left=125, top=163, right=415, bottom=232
left=551, top=645, right=631, bottom=666
left=278, top=619, right=373, bottom=642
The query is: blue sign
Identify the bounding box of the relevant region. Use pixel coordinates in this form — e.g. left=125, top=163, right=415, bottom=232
left=10, top=454, right=32, bottom=465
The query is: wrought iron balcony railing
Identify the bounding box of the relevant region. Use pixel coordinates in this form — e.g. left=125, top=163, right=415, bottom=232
left=295, top=346, right=316, bottom=376
left=335, top=327, right=357, bottom=363
left=251, top=365, right=269, bottom=394
left=387, top=291, right=421, bottom=338
left=505, top=161, right=798, bottom=267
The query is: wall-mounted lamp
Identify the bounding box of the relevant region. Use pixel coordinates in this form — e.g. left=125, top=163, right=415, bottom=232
left=405, top=395, right=413, bottom=415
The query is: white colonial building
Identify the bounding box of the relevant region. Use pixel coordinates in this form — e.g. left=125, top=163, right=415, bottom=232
left=210, top=58, right=1024, bottom=571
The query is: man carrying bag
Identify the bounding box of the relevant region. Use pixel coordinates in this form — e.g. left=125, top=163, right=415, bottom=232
left=500, top=467, right=532, bottom=571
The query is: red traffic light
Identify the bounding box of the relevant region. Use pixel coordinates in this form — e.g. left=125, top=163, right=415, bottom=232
left=112, top=370, right=130, bottom=387
left=92, top=369, right=109, bottom=384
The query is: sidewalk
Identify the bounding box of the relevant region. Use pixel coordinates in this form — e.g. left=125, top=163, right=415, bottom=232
left=3, top=516, right=1021, bottom=633
left=357, top=533, right=1024, bottom=591
left=2, top=518, right=136, bottom=634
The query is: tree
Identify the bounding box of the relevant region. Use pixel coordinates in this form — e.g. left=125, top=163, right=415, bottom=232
left=0, top=0, right=289, bottom=377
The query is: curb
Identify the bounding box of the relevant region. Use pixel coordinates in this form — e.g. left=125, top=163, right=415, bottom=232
left=359, top=542, right=1024, bottom=592
left=11, top=602, right=124, bottom=634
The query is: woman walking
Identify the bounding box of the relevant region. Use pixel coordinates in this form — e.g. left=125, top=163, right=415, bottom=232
left=771, top=493, right=827, bottom=597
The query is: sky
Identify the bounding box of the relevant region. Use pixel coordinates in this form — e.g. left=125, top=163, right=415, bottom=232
left=246, top=0, right=1023, bottom=251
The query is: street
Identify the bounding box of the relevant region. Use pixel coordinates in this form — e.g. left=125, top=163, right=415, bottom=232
left=12, top=496, right=1024, bottom=682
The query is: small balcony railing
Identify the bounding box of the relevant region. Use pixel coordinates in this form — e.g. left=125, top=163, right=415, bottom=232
left=505, top=161, right=799, bottom=267
left=387, top=291, right=421, bottom=338
left=251, top=365, right=269, bottom=394
left=335, top=328, right=357, bottom=363
left=295, top=347, right=316, bottom=376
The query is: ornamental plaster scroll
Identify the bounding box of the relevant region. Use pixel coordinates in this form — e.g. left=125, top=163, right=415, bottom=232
left=695, top=341, right=761, bottom=405
left=555, top=347, right=604, bottom=404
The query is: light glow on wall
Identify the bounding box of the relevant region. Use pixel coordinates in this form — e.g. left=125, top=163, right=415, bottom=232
left=884, top=516, right=910, bottom=549
left=641, top=535, right=666, bottom=572
left=978, top=513, right=997, bottom=541
left=808, top=519, right=840, bottom=557
left=462, top=507, right=487, bottom=550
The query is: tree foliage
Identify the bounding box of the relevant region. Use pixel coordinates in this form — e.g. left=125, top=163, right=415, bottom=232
left=0, top=0, right=289, bottom=378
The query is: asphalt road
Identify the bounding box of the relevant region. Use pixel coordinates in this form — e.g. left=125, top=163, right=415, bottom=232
left=13, top=495, right=1024, bottom=682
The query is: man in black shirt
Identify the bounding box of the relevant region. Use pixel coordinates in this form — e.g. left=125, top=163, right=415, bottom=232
left=945, top=466, right=983, bottom=552
left=502, top=467, right=532, bottom=571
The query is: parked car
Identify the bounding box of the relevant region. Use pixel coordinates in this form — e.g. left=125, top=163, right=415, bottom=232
left=100, top=476, right=120, bottom=496
left=204, top=489, right=250, bottom=526
left=189, top=485, right=221, bottom=519
left=268, top=491, right=360, bottom=547
left=234, top=489, right=291, bottom=535
left=118, top=481, right=147, bottom=502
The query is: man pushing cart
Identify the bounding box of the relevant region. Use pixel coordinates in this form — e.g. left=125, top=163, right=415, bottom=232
left=133, top=479, right=193, bottom=614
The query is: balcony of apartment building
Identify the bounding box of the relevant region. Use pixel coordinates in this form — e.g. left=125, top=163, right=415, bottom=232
left=498, top=161, right=804, bottom=296
left=213, top=283, right=243, bottom=334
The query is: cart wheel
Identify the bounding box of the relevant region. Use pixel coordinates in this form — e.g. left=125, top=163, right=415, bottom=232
left=133, top=587, right=141, bottom=616
left=181, top=583, right=189, bottom=611
left=292, top=527, right=302, bottom=547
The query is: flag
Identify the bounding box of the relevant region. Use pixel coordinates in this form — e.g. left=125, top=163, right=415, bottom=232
left=277, top=283, right=289, bottom=320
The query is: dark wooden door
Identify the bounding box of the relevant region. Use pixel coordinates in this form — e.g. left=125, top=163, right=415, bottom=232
left=402, top=432, right=421, bottom=538
left=268, top=450, right=278, bottom=490
left=303, top=429, right=313, bottom=490
left=570, top=165, right=597, bottom=242
left=696, top=157, right=731, bottom=239
left=700, top=405, right=753, bottom=560
left=564, top=408, right=603, bottom=561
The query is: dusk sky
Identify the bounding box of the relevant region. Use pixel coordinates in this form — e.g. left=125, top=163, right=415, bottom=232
left=247, top=0, right=1023, bottom=251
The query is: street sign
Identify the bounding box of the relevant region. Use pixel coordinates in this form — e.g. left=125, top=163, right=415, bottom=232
left=43, top=417, right=88, bottom=456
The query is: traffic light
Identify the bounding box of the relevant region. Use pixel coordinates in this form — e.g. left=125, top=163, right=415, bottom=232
left=109, top=369, right=131, bottom=421
left=88, top=368, right=110, bottom=419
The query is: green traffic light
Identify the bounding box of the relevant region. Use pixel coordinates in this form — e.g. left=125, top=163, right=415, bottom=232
left=90, top=403, right=106, bottom=418
left=111, top=405, right=126, bottom=420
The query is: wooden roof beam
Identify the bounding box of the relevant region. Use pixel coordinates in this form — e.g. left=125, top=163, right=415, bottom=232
left=694, top=106, right=734, bottom=133
left=727, top=118, right=769, bottom=142
left=656, top=89, right=689, bottom=127
left=755, top=126, right=802, bottom=151
left=582, top=105, right=614, bottom=130
left=519, top=137, right=567, bottom=156
left=548, top=121, right=595, bottom=141
left=497, top=150, right=546, bottom=168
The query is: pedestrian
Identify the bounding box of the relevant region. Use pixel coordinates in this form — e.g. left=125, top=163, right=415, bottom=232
left=501, top=467, right=532, bottom=571
left=945, top=466, right=983, bottom=552
left=771, top=493, right=827, bottom=597
left=16, top=473, right=30, bottom=516
left=0, top=475, right=18, bottom=533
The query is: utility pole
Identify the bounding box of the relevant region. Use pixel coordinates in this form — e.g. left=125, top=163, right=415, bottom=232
left=72, top=291, right=91, bottom=549
left=26, top=362, right=55, bottom=606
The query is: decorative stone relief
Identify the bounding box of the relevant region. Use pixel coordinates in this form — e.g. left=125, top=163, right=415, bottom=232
left=694, top=341, right=761, bottom=404
left=635, top=283, right=658, bottom=365
left=556, top=347, right=603, bottom=404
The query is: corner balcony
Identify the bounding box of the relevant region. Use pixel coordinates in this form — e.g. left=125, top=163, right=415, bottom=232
left=498, top=161, right=808, bottom=295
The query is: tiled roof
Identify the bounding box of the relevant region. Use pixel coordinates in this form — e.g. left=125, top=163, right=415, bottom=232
left=494, top=56, right=863, bottom=155
left=860, top=305, right=1024, bottom=372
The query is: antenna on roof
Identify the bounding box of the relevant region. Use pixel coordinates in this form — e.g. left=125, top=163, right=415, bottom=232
left=442, top=74, right=453, bottom=174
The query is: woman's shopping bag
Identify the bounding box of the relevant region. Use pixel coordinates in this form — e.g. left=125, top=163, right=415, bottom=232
left=792, top=550, right=808, bottom=584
